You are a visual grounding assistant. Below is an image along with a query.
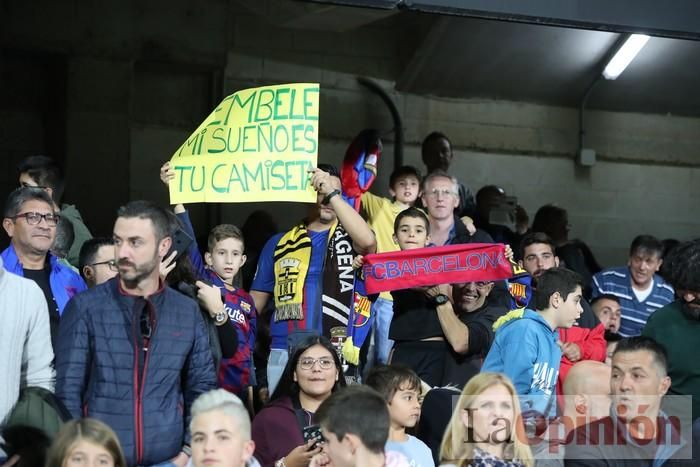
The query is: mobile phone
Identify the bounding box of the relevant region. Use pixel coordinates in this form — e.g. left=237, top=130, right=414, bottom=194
left=303, top=424, right=324, bottom=448
left=168, top=228, right=194, bottom=261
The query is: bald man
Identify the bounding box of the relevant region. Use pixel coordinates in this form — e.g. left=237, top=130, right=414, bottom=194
left=562, top=361, right=612, bottom=433
left=534, top=362, right=612, bottom=464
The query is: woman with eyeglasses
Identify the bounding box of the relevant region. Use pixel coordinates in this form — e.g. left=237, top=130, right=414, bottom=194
left=251, top=335, right=346, bottom=467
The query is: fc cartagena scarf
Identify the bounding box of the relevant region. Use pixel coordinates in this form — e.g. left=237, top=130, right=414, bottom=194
left=362, top=243, right=514, bottom=294
left=273, top=222, right=356, bottom=338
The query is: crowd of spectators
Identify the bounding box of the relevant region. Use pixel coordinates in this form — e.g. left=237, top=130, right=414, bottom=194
left=1, top=136, right=699, bottom=467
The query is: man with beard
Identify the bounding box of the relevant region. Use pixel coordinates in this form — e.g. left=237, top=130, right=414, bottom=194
left=55, top=201, right=216, bottom=467
left=250, top=165, right=376, bottom=394
left=520, top=232, right=599, bottom=328
left=592, top=235, right=674, bottom=337
left=643, top=239, right=700, bottom=423
left=1, top=187, right=86, bottom=347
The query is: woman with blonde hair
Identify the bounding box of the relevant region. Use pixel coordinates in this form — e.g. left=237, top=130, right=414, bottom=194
left=46, top=418, right=126, bottom=467
left=439, top=373, right=533, bottom=467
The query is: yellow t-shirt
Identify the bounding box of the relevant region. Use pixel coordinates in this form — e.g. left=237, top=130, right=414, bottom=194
left=361, top=191, right=406, bottom=301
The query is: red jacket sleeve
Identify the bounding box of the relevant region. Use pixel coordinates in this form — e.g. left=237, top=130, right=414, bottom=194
left=580, top=323, right=606, bottom=362
left=560, top=323, right=606, bottom=363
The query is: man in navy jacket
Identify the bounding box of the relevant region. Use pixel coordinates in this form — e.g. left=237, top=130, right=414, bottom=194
left=56, top=200, right=216, bottom=466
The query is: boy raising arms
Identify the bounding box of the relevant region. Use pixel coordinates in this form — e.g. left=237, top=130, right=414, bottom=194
left=160, top=162, right=256, bottom=403
left=366, top=365, right=435, bottom=467
left=359, top=166, right=422, bottom=365
left=354, top=207, right=449, bottom=386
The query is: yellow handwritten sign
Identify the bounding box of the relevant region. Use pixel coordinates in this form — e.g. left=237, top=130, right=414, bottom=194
left=169, top=83, right=319, bottom=203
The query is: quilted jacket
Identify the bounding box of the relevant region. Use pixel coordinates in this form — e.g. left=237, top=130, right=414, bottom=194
left=55, top=277, right=217, bottom=466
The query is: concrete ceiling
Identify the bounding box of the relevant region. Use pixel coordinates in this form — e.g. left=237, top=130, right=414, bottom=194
left=243, top=1, right=700, bottom=117
left=393, top=15, right=700, bottom=116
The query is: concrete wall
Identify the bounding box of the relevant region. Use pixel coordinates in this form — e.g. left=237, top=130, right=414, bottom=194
left=1, top=0, right=698, bottom=265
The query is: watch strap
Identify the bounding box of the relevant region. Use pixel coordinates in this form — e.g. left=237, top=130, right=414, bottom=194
left=322, top=189, right=341, bottom=205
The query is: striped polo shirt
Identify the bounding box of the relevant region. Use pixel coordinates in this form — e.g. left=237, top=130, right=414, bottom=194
left=591, top=266, right=675, bottom=337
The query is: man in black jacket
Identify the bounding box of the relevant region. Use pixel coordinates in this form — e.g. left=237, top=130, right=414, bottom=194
left=55, top=201, right=216, bottom=467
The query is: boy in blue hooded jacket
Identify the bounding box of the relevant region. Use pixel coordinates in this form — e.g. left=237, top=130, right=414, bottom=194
left=482, top=267, right=583, bottom=421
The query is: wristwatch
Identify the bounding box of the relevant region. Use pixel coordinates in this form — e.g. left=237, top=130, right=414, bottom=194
left=322, top=189, right=341, bottom=205
left=432, top=294, right=450, bottom=306
left=215, top=309, right=227, bottom=324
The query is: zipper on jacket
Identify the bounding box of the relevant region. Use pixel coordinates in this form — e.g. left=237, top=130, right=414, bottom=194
left=132, top=312, right=144, bottom=465
left=133, top=300, right=156, bottom=464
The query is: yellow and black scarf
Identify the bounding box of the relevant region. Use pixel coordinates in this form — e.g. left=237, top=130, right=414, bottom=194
left=273, top=221, right=356, bottom=338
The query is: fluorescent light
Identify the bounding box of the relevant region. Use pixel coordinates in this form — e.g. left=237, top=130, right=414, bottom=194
left=602, top=34, right=650, bottom=80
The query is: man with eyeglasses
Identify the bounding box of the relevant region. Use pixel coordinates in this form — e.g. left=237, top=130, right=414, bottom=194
left=420, top=170, right=493, bottom=247
left=78, top=237, right=118, bottom=287
left=1, top=187, right=87, bottom=347
left=420, top=171, right=513, bottom=311
left=421, top=132, right=476, bottom=218
left=18, top=155, right=93, bottom=268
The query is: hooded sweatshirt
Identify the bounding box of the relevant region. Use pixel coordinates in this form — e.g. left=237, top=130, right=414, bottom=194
left=481, top=309, right=561, bottom=419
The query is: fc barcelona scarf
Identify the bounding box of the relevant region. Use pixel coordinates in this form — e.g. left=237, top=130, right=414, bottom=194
left=362, top=243, right=514, bottom=294
left=506, top=263, right=533, bottom=310
left=342, top=270, right=374, bottom=365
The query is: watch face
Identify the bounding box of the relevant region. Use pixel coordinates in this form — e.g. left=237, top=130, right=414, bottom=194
left=434, top=294, right=449, bottom=305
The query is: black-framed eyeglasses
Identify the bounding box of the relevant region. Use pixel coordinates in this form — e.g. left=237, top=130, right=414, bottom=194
left=90, top=260, right=118, bottom=272
left=11, top=212, right=60, bottom=226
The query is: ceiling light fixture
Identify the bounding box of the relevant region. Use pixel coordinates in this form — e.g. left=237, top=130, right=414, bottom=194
left=602, top=34, right=650, bottom=80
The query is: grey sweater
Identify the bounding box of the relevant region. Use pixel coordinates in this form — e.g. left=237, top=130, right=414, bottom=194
left=0, top=256, right=55, bottom=426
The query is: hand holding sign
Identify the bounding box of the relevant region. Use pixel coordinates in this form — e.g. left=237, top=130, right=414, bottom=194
left=309, top=167, right=337, bottom=196
left=160, top=162, right=175, bottom=186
